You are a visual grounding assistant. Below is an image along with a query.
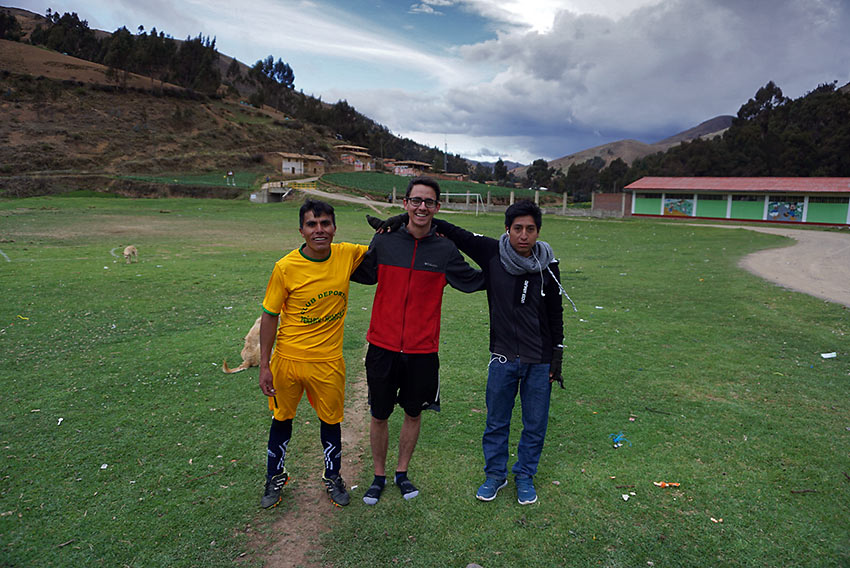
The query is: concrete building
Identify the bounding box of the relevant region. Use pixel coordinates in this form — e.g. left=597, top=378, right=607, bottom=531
left=274, top=152, right=326, bottom=176
left=333, top=145, right=374, bottom=171
left=392, top=160, right=432, bottom=177
left=624, top=177, right=850, bottom=226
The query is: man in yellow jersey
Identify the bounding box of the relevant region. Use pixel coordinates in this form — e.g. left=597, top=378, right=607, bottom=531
left=258, top=199, right=368, bottom=508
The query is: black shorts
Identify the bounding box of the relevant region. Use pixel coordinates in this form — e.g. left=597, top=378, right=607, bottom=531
left=365, top=343, right=440, bottom=419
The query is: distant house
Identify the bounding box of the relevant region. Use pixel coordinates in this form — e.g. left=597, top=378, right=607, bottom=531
left=333, top=145, right=374, bottom=171
left=623, top=177, right=850, bottom=226
left=392, top=160, right=432, bottom=177
left=275, top=152, right=326, bottom=176
left=436, top=172, right=468, bottom=182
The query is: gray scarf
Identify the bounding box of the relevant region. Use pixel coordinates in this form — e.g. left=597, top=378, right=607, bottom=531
left=498, top=233, right=577, bottom=311
left=498, top=233, right=555, bottom=275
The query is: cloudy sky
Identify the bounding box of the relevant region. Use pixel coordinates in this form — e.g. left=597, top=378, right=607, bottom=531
left=11, top=0, right=850, bottom=163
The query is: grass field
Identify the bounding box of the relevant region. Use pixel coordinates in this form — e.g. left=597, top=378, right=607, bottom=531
left=1, top=195, right=848, bottom=567
left=119, top=171, right=263, bottom=189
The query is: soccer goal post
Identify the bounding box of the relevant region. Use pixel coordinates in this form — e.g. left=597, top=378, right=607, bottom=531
left=442, top=192, right=485, bottom=215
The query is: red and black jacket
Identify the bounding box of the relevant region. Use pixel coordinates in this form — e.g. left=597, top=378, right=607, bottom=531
left=352, top=225, right=484, bottom=354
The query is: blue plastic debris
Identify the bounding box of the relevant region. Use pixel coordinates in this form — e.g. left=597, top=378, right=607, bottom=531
left=609, top=431, right=631, bottom=449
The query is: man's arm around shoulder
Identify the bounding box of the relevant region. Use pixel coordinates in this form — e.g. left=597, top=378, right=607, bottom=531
left=431, top=217, right=495, bottom=266
left=444, top=242, right=485, bottom=293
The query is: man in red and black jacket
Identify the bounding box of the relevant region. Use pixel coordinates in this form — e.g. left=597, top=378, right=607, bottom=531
left=352, top=176, right=483, bottom=505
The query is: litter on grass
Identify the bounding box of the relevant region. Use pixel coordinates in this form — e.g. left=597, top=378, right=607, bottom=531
left=821, top=352, right=837, bottom=359
left=653, top=481, right=680, bottom=488
left=609, top=431, right=631, bottom=448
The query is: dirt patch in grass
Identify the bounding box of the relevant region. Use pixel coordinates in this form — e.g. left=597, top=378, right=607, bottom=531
left=238, top=368, right=371, bottom=568
left=693, top=224, right=850, bottom=308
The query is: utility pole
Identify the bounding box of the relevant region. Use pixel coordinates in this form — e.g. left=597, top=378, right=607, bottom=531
left=444, top=135, right=448, bottom=173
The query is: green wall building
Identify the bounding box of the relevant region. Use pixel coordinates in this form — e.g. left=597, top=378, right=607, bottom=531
left=625, top=177, right=850, bottom=226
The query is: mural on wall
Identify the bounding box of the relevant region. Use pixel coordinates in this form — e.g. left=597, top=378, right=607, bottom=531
left=768, top=200, right=804, bottom=222
left=664, top=197, right=694, bottom=216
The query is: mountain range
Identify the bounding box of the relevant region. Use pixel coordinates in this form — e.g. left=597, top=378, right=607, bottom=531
left=511, top=115, right=733, bottom=177
left=0, top=5, right=754, bottom=179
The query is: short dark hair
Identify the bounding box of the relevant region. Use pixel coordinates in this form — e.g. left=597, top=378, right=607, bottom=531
left=405, top=176, right=441, bottom=201
left=299, top=199, right=336, bottom=228
left=505, top=200, right=542, bottom=230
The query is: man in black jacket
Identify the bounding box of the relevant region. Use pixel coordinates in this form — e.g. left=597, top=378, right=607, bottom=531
left=369, top=200, right=569, bottom=505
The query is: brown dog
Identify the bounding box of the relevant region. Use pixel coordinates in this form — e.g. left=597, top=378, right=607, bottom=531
left=223, top=316, right=262, bottom=373
left=123, top=245, right=138, bottom=264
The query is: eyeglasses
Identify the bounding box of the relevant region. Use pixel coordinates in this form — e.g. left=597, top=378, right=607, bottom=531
left=406, top=197, right=439, bottom=208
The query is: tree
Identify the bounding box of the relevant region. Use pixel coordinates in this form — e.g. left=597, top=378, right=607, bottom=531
left=103, top=26, right=134, bottom=86
left=30, top=11, right=99, bottom=60
left=0, top=10, right=22, bottom=41
left=447, top=154, right=469, bottom=175
left=170, top=34, right=221, bottom=94
left=526, top=158, right=553, bottom=188
left=226, top=57, right=241, bottom=79
left=431, top=151, right=445, bottom=174
left=472, top=162, right=492, bottom=182
left=736, top=81, right=787, bottom=122
left=597, top=158, right=629, bottom=192
left=565, top=157, right=604, bottom=202
left=549, top=170, right=568, bottom=194
left=252, top=55, right=294, bottom=88
left=493, top=158, right=507, bottom=182
left=272, top=59, right=294, bottom=88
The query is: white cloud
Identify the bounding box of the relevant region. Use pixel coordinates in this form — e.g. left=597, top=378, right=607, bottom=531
left=357, top=0, right=850, bottom=160
left=409, top=4, right=444, bottom=15
left=457, top=0, right=665, bottom=32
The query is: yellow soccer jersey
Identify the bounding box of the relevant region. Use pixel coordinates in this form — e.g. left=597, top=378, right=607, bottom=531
left=262, top=242, right=368, bottom=362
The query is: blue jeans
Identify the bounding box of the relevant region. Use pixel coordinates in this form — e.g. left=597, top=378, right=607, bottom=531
left=482, top=356, right=552, bottom=480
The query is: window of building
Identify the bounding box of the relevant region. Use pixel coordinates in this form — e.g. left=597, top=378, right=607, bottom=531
left=637, top=193, right=662, bottom=199
left=731, top=195, right=761, bottom=201
left=808, top=196, right=849, bottom=203
left=698, top=194, right=725, bottom=200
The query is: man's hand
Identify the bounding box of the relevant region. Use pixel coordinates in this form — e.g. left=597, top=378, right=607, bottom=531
left=549, top=347, right=564, bottom=389
left=259, top=366, right=276, bottom=397
left=366, top=214, right=407, bottom=233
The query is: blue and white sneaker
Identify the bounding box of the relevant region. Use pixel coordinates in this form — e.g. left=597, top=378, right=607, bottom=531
left=516, top=476, right=537, bottom=505
left=476, top=478, right=508, bottom=501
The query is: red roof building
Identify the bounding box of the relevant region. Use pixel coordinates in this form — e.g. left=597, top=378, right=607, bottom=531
left=622, top=177, right=850, bottom=226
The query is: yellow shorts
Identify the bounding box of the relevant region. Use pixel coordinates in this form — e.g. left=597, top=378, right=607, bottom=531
left=268, top=355, right=346, bottom=424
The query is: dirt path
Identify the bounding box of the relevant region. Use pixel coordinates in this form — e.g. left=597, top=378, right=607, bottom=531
left=695, top=224, right=850, bottom=308
left=240, top=365, right=371, bottom=568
